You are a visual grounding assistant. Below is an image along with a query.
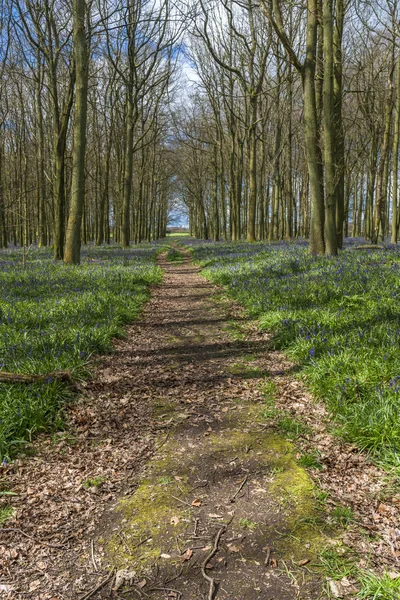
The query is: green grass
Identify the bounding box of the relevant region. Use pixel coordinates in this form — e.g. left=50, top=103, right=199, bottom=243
left=0, top=505, right=14, bottom=524
left=0, top=243, right=163, bottom=459
left=239, top=517, right=257, bottom=529
left=357, top=572, right=400, bottom=599
left=166, top=247, right=184, bottom=263
left=298, top=451, right=324, bottom=470
left=318, top=546, right=358, bottom=580
left=189, top=240, right=400, bottom=468
left=275, top=415, right=310, bottom=439
left=82, top=476, right=106, bottom=489
left=331, top=505, right=354, bottom=529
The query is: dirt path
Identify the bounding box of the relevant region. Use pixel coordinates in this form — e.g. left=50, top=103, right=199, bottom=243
left=90, top=250, right=329, bottom=600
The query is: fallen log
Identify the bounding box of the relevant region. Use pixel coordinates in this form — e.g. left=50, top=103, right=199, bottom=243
left=353, top=244, right=385, bottom=250
left=0, top=370, right=73, bottom=384
left=0, top=370, right=85, bottom=393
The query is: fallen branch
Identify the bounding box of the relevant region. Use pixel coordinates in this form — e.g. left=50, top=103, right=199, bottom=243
left=78, top=571, right=115, bottom=600
left=201, top=526, right=225, bottom=600
left=0, top=370, right=73, bottom=384
left=147, top=588, right=182, bottom=599
left=230, top=475, right=248, bottom=503
left=0, top=527, right=66, bottom=549
left=264, top=545, right=271, bottom=567
left=353, top=244, right=385, bottom=250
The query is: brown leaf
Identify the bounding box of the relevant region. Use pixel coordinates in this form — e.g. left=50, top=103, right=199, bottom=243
left=270, top=558, right=278, bottom=568
left=298, top=559, right=310, bottom=566
left=181, top=548, right=193, bottom=562
left=191, top=498, right=201, bottom=507
left=138, top=579, right=147, bottom=589
left=328, top=580, right=344, bottom=598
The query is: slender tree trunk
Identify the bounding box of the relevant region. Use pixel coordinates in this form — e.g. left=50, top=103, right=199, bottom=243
left=247, top=94, right=257, bottom=241
left=334, top=0, right=345, bottom=248
left=373, top=59, right=394, bottom=243
left=121, top=94, right=134, bottom=247
left=303, top=0, right=325, bottom=254
left=392, top=56, right=400, bottom=243
left=323, top=0, right=337, bottom=255
left=65, top=0, right=89, bottom=264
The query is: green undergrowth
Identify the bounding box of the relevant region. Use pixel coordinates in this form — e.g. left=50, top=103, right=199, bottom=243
left=189, top=240, right=400, bottom=468
left=0, top=243, right=164, bottom=459
left=357, top=571, right=400, bottom=599
left=318, top=544, right=400, bottom=599
left=166, top=246, right=184, bottom=263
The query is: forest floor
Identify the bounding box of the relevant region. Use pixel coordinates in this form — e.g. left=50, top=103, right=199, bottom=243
left=1, top=247, right=398, bottom=599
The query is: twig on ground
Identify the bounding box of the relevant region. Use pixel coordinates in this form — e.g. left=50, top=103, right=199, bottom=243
left=90, top=538, right=99, bottom=572
left=155, top=431, right=170, bottom=450
left=193, top=517, right=199, bottom=536
left=230, top=475, right=248, bottom=503
left=188, top=480, right=208, bottom=494
left=166, top=566, right=184, bottom=584
left=0, top=528, right=66, bottom=549
left=147, top=587, right=182, bottom=599
left=78, top=571, right=115, bottom=600
left=264, top=545, right=271, bottom=567
left=132, top=536, right=152, bottom=550
left=201, top=526, right=225, bottom=600
left=171, top=495, right=192, bottom=507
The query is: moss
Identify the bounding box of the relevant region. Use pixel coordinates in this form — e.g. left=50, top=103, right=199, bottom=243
left=106, top=444, right=191, bottom=571
left=105, top=378, right=333, bottom=578
left=228, top=362, right=264, bottom=378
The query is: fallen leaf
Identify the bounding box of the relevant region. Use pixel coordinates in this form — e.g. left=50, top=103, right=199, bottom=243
left=138, top=579, right=147, bottom=589
left=115, top=570, right=136, bottom=591
left=170, top=516, right=180, bottom=525
left=298, top=558, right=310, bottom=566
left=29, top=580, right=41, bottom=592
left=228, top=545, right=242, bottom=553
left=328, top=579, right=344, bottom=598
left=270, top=558, right=278, bottom=568
left=191, top=498, right=201, bottom=507
left=181, top=548, right=193, bottom=562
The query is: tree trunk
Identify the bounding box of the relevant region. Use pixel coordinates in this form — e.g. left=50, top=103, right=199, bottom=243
left=303, top=0, right=325, bottom=254
left=392, top=56, right=400, bottom=244
left=247, top=94, right=258, bottom=241
left=64, top=0, right=89, bottom=264
left=333, top=0, right=345, bottom=248
left=323, top=0, right=337, bottom=255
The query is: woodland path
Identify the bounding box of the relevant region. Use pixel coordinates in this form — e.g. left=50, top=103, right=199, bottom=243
left=3, top=247, right=391, bottom=600
left=90, top=248, right=327, bottom=600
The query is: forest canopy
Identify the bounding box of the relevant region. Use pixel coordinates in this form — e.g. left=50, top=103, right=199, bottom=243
left=0, top=0, right=398, bottom=260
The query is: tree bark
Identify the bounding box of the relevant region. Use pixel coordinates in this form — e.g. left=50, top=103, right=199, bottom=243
left=64, top=0, right=89, bottom=264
